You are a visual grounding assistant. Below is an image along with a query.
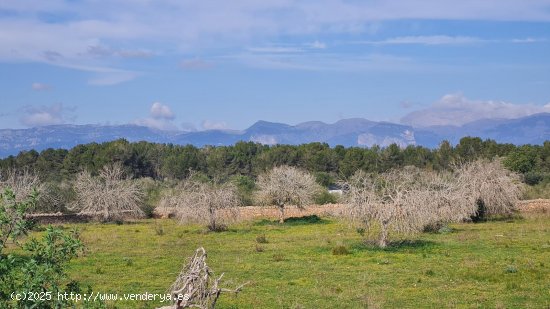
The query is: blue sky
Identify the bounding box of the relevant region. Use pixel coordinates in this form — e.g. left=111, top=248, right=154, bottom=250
left=1, top=0, right=550, bottom=130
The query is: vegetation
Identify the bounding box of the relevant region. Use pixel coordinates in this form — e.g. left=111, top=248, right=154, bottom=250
left=2, top=137, right=548, bottom=185
left=160, top=177, right=241, bottom=231
left=0, top=189, right=90, bottom=309
left=344, top=160, right=523, bottom=247
left=72, top=164, right=144, bottom=221
left=27, top=215, right=547, bottom=308
left=1, top=137, right=549, bottom=215
left=255, top=166, right=320, bottom=223
left=456, top=159, right=524, bottom=221
left=344, top=167, right=437, bottom=247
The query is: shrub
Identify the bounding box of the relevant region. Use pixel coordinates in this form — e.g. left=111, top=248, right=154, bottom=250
left=332, top=245, right=350, bottom=255
left=524, top=172, right=545, bottom=185
left=456, top=159, right=524, bottom=220
left=505, top=265, right=518, bottom=274
left=122, top=257, right=134, bottom=267
left=154, top=223, right=164, bottom=236
left=314, top=191, right=339, bottom=205
left=256, top=234, right=268, bottom=244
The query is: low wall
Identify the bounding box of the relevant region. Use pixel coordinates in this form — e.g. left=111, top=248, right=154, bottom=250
left=26, top=213, right=92, bottom=224
left=516, top=199, right=550, bottom=213
left=28, top=199, right=549, bottom=225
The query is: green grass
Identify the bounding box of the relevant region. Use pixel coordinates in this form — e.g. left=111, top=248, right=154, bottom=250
left=37, top=215, right=550, bottom=308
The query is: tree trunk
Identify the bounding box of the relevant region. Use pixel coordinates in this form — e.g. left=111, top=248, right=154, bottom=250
left=208, top=207, right=216, bottom=231
left=379, top=223, right=388, bottom=248
left=278, top=204, right=285, bottom=224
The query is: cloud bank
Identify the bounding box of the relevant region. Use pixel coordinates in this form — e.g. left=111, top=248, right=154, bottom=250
left=20, top=103, right=75, bottom=127
left=401, top=94, right=550, bottom=127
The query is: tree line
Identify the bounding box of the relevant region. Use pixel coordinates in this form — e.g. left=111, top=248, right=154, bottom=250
left=1, top=137, right=549, bottom=185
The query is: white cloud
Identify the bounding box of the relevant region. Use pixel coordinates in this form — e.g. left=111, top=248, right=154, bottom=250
left=401, top=93, right=550, bottom=127
left=354, top=35, right=548, bottom=46
left=247, top=47, right=304, bottom=53
left=134, top=102, right=177, bottom=131
left=2, top=1, right=549, bottom=65
left=134, top=118, right=178, bottom=131
left=201, top=120, right=228, bottom=130
left=150, top=102, right=175, bottom=120
left=86, top=45, right=153, bottom=58
left=511, top=38, right=548, bottom=43
left=20, top=103, right=75, bottom=127
left=31, top=82, right=51, bottom=91
left=87, top=71, right=140, bottom=86
left=250, top=135, right=278, bottom=145
left=356, top=35, right=484, bottom=45
left=308, top=41, right=326, bottom=49
left=230, top=52, right=418, bottom=72
left=0, top=0, right=549, bottom=81
left=179, top=59, right=213, bottom=70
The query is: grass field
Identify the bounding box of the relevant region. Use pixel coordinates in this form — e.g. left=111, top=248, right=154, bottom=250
left=44, top=214, right=550, bottom=308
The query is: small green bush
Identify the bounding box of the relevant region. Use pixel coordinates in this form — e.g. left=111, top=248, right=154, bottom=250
left=505, top=265, right=518, bottom=273
left=314, top=191, right=338, bottom=205
left=123, top=257, right=134, bottom=267
left=332, top=245, right=350, bottom=255
left=256, top=234, right=268, bottom=243
left=154, top=223, right=164, bottom=236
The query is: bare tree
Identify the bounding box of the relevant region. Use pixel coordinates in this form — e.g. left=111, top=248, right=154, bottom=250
left=0, top=168, right=66, bottom=214
left=160, top=247, right=246, bottom=309
left=72, top=164, right=144, bottom=221
left=404, top=170, right=471, bottom=231
left=160, top=178, right=240, bottom=231
left=455, top=158, right=524, bottom=220
left=0, top=169, right=43, bottom=203
left=344, top=159, right=524, bottom=247
left=344, top=167, right=435, bottom=247
left=255, top=165, right=320, bottom=224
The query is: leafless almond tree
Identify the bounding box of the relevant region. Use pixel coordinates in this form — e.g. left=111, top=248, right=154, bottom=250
left=455, top=158, right=523, bottom=219
left=72, top=164, right=144, bottom=221
left=344, top=167, right=435, bottom=247
left=255, top=165, right=320, bottom=223
left=0, top=168, right=66, bottom=214
left=160, top=178, right=240, bottom=231
left=0, top=169, right=43, bottom=203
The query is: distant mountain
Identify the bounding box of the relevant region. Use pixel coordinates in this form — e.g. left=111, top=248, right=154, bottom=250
left=420, top=113, right=550, bottom=146
left=1, top=113, right=549, bottom=157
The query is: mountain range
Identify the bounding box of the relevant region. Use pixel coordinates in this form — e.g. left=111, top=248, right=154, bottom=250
left=1, top=113, right=549, bottom=157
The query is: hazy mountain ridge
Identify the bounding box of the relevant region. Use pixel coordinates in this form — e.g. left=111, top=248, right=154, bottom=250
left=1, top=114, right=549, bottom=157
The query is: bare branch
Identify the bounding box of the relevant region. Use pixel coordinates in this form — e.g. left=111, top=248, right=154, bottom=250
left=164, top=247, right=247, bottom=309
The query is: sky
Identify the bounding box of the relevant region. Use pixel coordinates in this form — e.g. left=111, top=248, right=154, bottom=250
left=1, top=0, right=550, bottom=131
